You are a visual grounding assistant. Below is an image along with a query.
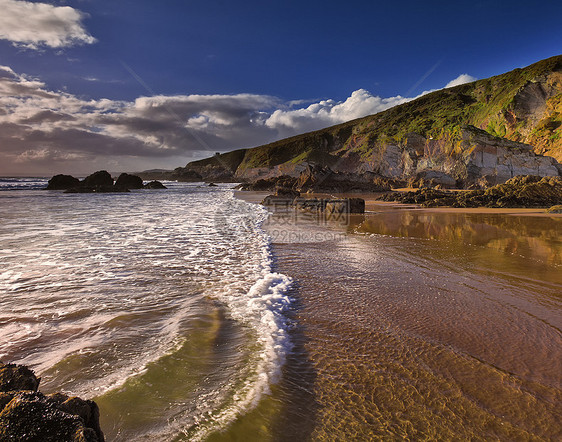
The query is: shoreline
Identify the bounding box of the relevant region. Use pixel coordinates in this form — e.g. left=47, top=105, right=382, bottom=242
left=235, top=190, right=562, bottom=218
left=234, top=188, right=562, bottom=439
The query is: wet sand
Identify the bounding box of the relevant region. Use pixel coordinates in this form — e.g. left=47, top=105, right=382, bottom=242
left=236, top=191, right=562, bottom=440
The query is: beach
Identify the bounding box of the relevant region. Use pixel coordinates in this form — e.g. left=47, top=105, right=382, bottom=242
left=236, top=191, right=562, bottom=439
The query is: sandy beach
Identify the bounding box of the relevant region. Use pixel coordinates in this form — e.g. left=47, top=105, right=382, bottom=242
left=236, top=190, right=562, bottom=439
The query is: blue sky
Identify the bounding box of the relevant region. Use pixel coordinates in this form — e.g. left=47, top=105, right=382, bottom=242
left=0, top=0, right=561, bottom=175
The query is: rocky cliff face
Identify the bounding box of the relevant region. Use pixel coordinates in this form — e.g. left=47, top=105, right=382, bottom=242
left=177, top=55, right=562, bottom=187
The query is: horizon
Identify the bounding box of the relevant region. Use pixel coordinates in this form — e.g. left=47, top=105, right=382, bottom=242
left=1, top=0, right=561, bottom=176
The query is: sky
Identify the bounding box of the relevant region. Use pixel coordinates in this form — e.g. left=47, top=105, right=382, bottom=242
left=0, top=0, right=561, bottom=176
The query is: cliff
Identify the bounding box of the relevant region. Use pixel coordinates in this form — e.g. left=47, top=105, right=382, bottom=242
left=178, top=55, right=562, bottom=187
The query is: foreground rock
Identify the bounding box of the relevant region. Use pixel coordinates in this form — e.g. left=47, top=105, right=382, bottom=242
left=379, top=175, right=562, bottom=208
left=0, top=362, right=104, bottom=442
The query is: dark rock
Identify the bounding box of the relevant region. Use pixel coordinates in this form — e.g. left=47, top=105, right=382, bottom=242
left=0, top=391, right=103, bottom=441
left=378, top=175, right=562, bottom=208
left=82, top=171, right=113, bottom=188
left=0, top=362, right=104, bottom=441
left=0, top=363, right=39, bottom=392
left=115, top=173, right=143, bottom=189
left=208, top=182, right=218, bottom=187
left=143, top=180, right=167, bottom=189
left=45, top=174, right=80, bottom=190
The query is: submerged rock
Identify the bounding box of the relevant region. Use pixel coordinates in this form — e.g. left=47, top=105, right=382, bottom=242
left=0, top=362, right=104, bottom=442
left=143, top=180, right=167, bottom=189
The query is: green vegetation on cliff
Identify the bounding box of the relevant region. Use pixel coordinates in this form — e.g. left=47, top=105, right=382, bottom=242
left=184, top=55, right=562, bottom=177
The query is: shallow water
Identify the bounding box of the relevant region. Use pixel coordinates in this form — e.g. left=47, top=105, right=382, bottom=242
left=263, top=206, right=562, bottom=440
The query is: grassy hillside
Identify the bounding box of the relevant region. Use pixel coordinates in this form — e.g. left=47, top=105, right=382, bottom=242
left=186, top=55, right=562, bottom=176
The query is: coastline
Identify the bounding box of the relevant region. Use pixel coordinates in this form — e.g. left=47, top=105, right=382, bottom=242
left=234, top=189, right=562, bottom=439
left=236, top=189, right=562, bottom=217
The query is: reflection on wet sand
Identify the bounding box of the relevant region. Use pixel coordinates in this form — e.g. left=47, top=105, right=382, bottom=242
left=268, top=205, right=562, bottom=440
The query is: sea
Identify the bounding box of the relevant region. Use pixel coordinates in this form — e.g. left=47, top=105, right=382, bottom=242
left=1, top=178, right=561, bottom=441
left=0, top=178, right=293, bottom=440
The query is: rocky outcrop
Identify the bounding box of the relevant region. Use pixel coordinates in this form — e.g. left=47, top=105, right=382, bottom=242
left=45, top=174, right=81, bottom=190
left=379, top=175, right=562, bottom=208
left=115, top=173, right=143, bottom=189
left=46, top=171, right=167, bottom=193
left=0, top=362, right=104, bottom=442
left=295, top=165, right=392, bottom=192
left=180, top=55, right=562, bottom=190
left=460, top=126, right=560, bottom=186
left=82, top=171, right=113, bottom=188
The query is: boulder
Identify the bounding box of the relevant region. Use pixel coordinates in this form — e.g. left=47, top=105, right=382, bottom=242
left=0, top=362, right=104, bottom=441
left=115, top=173, right=143, bottom=189
left=0, top=391, right=103, bottom=442
left=81, top=171, right=113, bottom=188
left=45, top=174, right=80, bottom=190
left=0, top=363, right=39, bottom=392
left=143, top=180, right=167, bottom=189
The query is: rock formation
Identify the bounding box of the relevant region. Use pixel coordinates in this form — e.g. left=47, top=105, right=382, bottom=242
left=379, top=175, right=562, bottom=208
left=115, top=173, right=144, bottom=189
left=45, top=174, right=81, bottom=190
left=174, top=55, right=562, bottom=189
left=143, top=180, right=167, bottom=189
left=0, top=362, right=104, bottom=442
left=46, top=171, right=166, bottom=193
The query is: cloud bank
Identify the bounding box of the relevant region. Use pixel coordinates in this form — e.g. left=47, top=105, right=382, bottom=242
left=0, top=0, right=96, bottom=49
left=0, top=66, right=476, bottom=174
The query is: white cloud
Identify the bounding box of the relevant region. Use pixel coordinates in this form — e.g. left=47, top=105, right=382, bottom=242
left=0, top=0, right=96, bottom=49
left=265, top=89, right=410, bottom=137
left=0, top=65, right=476, bottom=174
left=445, top=74, right=477, bottom=88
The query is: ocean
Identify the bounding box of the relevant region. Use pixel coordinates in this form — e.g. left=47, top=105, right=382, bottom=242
left=1, top=179, right=561, bottom=440
left=0, top=180, right=292, bottom=440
